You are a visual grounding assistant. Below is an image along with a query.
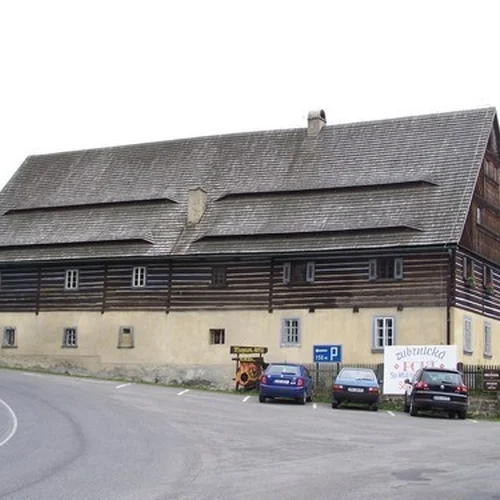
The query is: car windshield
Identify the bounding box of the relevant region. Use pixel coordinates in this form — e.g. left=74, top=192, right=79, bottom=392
left=339, top=369, right=376, bottom=381
left=422, top=370, right=462, bottom=385
left=267, top=365, right=300, bottom=376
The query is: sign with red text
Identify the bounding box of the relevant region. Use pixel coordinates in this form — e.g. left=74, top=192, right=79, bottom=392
left=383, top=345, right=457, bottom=394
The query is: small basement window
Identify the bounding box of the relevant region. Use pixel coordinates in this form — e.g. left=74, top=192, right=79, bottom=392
left=2, top=327, right=16, bottom=348
left=62, top=327, right=77, bottom=348
left=209, top=328, right=225, bottom=345
left=118, top=326, right=134, bottom=348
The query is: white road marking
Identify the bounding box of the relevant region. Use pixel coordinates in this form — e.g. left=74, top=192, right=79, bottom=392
left=313, top=403, right=318, bottom=410
left=116, top=383, right=132, bottom=390
left=468, top=419, right=478, bottom=424
left=177, top=389, right=190, bottom=396
left=0, top=398, right=18, bottom=449
left=242, top=396, right=250, bottom=402
left=387, top=411, right=395, bottom=416
left=23, top=372, right=42, bottom=377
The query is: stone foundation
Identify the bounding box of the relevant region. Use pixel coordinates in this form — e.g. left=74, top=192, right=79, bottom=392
left=0, top=355, right=235, bottom=390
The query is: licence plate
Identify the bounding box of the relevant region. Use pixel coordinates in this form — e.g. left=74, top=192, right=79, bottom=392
left=433, top=395, right=450, bottom=401
left=274, top=379, right=290, bottom=384
left=347, top=388, right=364, bottom=393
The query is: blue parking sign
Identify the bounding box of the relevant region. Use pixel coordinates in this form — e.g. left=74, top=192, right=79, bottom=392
left=313, top=344, right=342, bottom=363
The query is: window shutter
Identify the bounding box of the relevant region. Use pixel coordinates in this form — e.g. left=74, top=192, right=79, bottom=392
left=282, top=262, right=291, bottom=284
left=394, top=258, right=404, bottom=280
left=464, top=318, right=472, bottom=353
left=306, top=261, right=315, bottom=283
left=369, top=259, right=377, bottom=280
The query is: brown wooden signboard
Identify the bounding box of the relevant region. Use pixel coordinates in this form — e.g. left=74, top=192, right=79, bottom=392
left=483, top=370, right=500, bottom=392
left=230, top=346, right=268, bottom=355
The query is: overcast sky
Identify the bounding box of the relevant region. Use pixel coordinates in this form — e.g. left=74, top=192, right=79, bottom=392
left=1, top=1, right=499, bottom=189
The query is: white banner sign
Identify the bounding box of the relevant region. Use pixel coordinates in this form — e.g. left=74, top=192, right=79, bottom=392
left=383, top=345, right=457, bottom=394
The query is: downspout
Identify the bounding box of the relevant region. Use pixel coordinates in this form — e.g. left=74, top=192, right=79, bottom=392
left=446, top=247, right=456, bottom=345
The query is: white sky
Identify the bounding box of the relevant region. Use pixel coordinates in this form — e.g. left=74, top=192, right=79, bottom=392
left=1, top=0, right=499, bottom=189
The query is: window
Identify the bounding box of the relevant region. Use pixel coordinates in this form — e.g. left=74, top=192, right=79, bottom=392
left=484, top=321, right=492, bottom=358
left=477, top=207, right=482, bottom=225
left=373, top=317, right=395, bottom=350
left=368, top=258, right=403, bottom=280
left=463, top=317, right=472, bottom=354
left=282, top=262, right=315, bottom=284
left=462, top=257, right=473, bottom=280
left=2, top=327, right=16, bottom=348
left=211, top=266, right=227, bottom=287
left=281, top=318, right=300, bottom=346
left=209, top=328, right=225, bottom=345
left=483, top=265, right=494, bottom=290
left=62, top=327, right=77, bottom=348
left=282, top=263, right=291, bottom=284
left=118, top=326, right=134, bottom=348
left=132, top=267, right=147, bottom=288
left=306, top=261, right=315, bottom=283
left=65, top=269, right=79, bottom=290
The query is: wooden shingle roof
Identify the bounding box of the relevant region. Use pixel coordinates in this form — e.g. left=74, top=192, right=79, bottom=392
left=0, top=107, right=495, bottom=262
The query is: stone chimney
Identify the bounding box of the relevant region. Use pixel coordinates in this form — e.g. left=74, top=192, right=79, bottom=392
left=307, top=109, right=327, bottom=137
left=187, top=187, right=207, bottom=225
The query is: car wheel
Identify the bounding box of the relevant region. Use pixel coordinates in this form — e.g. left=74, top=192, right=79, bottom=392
left=331, top=401, right=339, bottom=409
left=448, top=411, right=456, bottom=419
left=458, top=409, right=467, bottom=420
left=259, top=395, right=266, bottom=403
left=299, top=392, right=307, bottom=405
left=409, top=400, right=418, bottom=417
left=370, top=404, right=378, bottom=412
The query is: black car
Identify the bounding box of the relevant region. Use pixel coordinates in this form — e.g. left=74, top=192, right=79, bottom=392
left=403, top=367, right=468, bottom=419
left=332, top=367, right=380, bottom=411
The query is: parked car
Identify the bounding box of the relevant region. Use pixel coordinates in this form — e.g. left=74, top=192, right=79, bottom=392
left=259, top=363, right=313, bottom=404
left=332, top=367, right=380, bottom=411
left=403, top=367, right=468, bottom=419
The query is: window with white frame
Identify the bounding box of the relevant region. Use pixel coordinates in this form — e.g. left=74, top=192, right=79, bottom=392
left=65, top=269, right=79, bottom=290
left=368, top=258, right=403, bottom=280
left=281, top=318, right=300, bottom=346
left=373, top=317, right=395, bottom=350
left=62, top=327, right=77, bottom=348
left=132, top=267, right=147, bottom=288
left=2, top=327, right=16, bottom=348
left=463, top=317, right=473, bottom=354
left=282, top=262, right=315, bottom=284
left=118, top=326, right=134, bottom=348
left=484, top=321, right=492, bottom=357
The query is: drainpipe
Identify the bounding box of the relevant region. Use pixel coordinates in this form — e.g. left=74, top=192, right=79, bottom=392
left=446, top=247, right=455, bottom=345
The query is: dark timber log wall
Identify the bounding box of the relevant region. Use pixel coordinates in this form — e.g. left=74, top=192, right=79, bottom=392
left=455, top=250, right=500, bottom=319
left=0, top=251, right=453, bottom=314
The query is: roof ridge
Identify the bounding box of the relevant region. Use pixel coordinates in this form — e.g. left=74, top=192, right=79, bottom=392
left=23, top=107, right=497, bottom=161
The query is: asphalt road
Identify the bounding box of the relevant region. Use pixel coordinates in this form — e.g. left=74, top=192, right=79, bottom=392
left=0, top=369, right=499, bottom=500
